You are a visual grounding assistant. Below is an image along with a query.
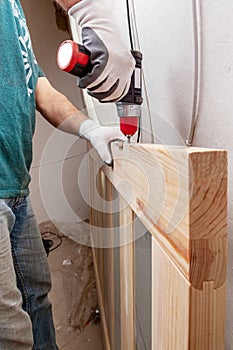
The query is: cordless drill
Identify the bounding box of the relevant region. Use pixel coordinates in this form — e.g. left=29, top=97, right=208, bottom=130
left=56, top=40, right=143, bottom=142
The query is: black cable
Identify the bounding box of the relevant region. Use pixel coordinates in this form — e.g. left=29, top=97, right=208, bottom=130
left=137, top=117, right=141, bottom=143
left=126, top=0, right=142, bottom=143
left=126, top=0, right=134, bottom=51
left=41, top=231, right=63, bottom=256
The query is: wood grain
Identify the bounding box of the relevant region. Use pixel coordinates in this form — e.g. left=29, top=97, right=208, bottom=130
left=119, top=196, right=135, bottom=350
left=96, top=144, right=228, bottom=287
left=89, top=143, right=228, bottom=350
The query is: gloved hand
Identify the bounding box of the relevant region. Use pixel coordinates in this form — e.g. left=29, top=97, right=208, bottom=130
left=79, top=120, right=126, bottom=166
left=68, top=0, right=135, bottom=103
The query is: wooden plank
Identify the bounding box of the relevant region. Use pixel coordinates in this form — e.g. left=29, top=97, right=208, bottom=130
left=103, top=176, right=115, bottom=349
left=89, top=159, right=116, bottom=349
left=189, top=282, right=226, bottom=350
left=89, top=158, right=111, bottom=350
left=89, top=143, right=227, bottom=350
left=90, top=144, right=228, bottom=287
left=96, top=170, right=105, bottom=295
left=91, top=247, right=111, bottom=350
left=189, top=150, right=227, bottom=290
left=152, top=236, right=189, bottom=349
left=151, top=235, right=226, bottom=350
left=119, top=196, right=135, bottom=350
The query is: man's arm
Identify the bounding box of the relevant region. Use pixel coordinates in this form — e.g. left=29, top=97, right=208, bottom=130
left=35, top=77, right=126, bottom=165
left=35, top=76, right=87, bottom=134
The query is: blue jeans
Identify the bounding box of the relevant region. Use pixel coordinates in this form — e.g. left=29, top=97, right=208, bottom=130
left=0, top=197, right=58, bottom=350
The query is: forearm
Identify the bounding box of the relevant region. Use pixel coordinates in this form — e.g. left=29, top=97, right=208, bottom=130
left=55, top=0, right=82, bottom=11
left=35, top=77, right=87, bottom=135
left=35, top=79, right=126, bottom=166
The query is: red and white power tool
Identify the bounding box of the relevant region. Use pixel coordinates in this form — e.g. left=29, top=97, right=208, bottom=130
left=56, top=40, right=143, bottom=142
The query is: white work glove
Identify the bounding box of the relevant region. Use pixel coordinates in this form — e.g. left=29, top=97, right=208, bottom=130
left=79, top=120, right=126, bottom=166
left=68, top=0, right=135, bottom=102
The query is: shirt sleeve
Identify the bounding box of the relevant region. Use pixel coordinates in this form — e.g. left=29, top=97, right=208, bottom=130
left=38, top=65, right=45, bottom=78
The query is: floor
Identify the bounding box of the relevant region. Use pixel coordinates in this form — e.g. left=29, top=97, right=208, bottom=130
left=48, top=235, right=104, bottom=350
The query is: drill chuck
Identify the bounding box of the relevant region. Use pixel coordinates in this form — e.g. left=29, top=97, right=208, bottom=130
left=116, top=50, right=143, bottom=138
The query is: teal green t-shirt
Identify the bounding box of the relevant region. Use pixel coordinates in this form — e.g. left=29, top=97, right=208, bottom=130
left=0, top=0, right=43, bottom=198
